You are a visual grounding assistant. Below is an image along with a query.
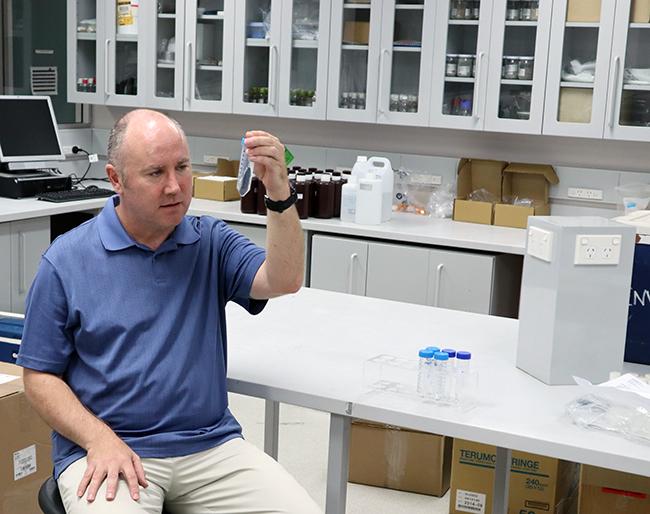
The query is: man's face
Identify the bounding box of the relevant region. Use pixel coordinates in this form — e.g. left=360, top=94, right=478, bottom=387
left=111, top=118, right=193, bottom=238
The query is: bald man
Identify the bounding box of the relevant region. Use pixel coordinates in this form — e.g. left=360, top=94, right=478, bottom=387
left=17, top=110, right=321, bottom=514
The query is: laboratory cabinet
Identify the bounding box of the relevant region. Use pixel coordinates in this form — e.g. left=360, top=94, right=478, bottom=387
left=0, top=218, right=50, bottom=314
left=309, top=234, right=522, bottom=316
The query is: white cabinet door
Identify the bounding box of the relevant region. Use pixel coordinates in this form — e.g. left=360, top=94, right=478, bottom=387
left=326, top=0, right=383, bottom=122
left=67, top=0, right=105, bottom=103
left=542, top=0, right=616, bottom=138
left=429, top=0, right=493, bottom=130
left=310, top=235, right=368, bottom=295
left=427, top=248, right=494, bottom=314
left=278, top=0, right=331, bottom=119
left=366, top=241, right=430, bottom=304
left=145, top=0, right=186, bottom=110
left=376, top=0, right=435, bottom=126
left=10, top=218, right=50, bottom=314
left=0, top=224, right=11, bottom=312
left=232, top=0, right=283, bottom=116
left=104, top=0, right=148, bottom=107
left=484, top=0, right=553, bottom=134
left=605, top=0, right=650, bottom=142
left=184, top=0, right=236, bottom=113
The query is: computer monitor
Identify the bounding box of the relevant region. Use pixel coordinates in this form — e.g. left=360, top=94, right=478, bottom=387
left=0, top=95, right=65, bottom=164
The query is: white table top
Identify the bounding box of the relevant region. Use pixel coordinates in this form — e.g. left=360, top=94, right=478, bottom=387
left=226, top=288, right=650, bottom=477
left=0, top=187, right=526, bottom=254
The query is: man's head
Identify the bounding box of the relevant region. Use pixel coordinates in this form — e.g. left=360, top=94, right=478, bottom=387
left=106, top=109, right=193, bottom=244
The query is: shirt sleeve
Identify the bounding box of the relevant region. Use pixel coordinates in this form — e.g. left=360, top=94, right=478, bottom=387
left=16, top=257, right=75, bottom=375
left=213, top=220, right=267, bottom=315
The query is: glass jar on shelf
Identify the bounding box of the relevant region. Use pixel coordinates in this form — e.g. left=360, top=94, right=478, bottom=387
left=340, top=92, right=349, bottom=109
left=357, top=92, right=366, bottom=110
left=459, top=98, right=472, bottom=116
left=450, top=0, right=462, bottom=19
left=472, top=0, right=480, bottom=20
left=506, top=1, right=519, bottom=20
left=389, top=93, right=399, bottom=111
left=446, top=54, right=458, bottom=77
left=520, top=1, right=533, bottom=21
left=463, top=0, right=473, bottom=19
left=398, top=94, right=409, bottom=112
left=407, top=95, right=418, bottom=113
left=502, top=56, right=519, bottom=79
left=349, top=92, right=358, bottom=109
left=457, top=55, right=473, bottom=77
left=531, top=0, right=539, bottom=20
left=518, top=56, right=534, bottom=80
left=471, top=55, right=477, bottom=77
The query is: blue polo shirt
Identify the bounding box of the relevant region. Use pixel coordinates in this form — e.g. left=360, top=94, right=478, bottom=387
left=16, top=196, right=267, bottom=479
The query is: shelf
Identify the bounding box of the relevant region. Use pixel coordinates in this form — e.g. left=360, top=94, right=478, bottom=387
left=504, top=21, right=538, bottom=27
left=623, top=84, right=650, bottom=91
left=395, top=4, right=425, bottom=10
left=197, top=14, right=224, bottom=21
left=76, top=32, right=96, bottom=40
left=501, top=79, right=533, bottom=86
left=565, top=22, right=599, bottom=28
left=448, top=20, right=479, bottom=25
left=629, top=23, right=650, bottom=29
left=197, top=64, right=223, bottom=71
left=445, top=77, right=475, bottom=83
left=560, top=81, right=594, bottom=89
left=157, top=62, right=175, bottom=69
left=115, top=34, right=138, bottom=42
left=157, top=13, right=176, bottom=19
left=292, top=40, right=318, bottom=48
left=342, top=44, right=369, bottom=50
left=393, top=45, right=421, bottom=52
left=246, top=38, right=270, bottom=47
left=344, top=3, right=371, bottom=9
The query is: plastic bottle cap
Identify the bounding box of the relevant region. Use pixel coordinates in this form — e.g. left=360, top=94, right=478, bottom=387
left=418, top=349, right=435, bottom=358
left=434, top=351, right=449, bottom=361
left=457, top=351, right=472, bottom=360
left=320, top=174, right=331, bottom=182
left=442, top=348, right=456, bottom=358
left=425, top=346, right=440, bottom=353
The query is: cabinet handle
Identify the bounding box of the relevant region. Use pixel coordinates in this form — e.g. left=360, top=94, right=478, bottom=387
left=104, top=39, right=111, bottom=96
left=347, top=253, right=359, bottom=294
left=269, top=45, right=278, bottom=109
left=18, top=233, right=26, bottom=294
left=185, top=41, right=193, bottom=104
left=433, top=263, right=444, bottom=307
left=377, top=48, right=390, bottom=115
left=473, top=52, right=486, bottom=120
left=608, top=56, right=621, bottom=129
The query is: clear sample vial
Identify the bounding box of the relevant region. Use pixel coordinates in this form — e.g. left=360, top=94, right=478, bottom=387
left=446, top=54, right=458, bottom=77
left=432, top=351, right=452, bottom=403
left=518, top=56, right=534, bottom=80
left=455, top=351, right=474, bottom=402
left=503, top=56, right=519, bottom=79
left=457, top=55, right=473, bottom=77
left=417, top=349, right=435, bottom=396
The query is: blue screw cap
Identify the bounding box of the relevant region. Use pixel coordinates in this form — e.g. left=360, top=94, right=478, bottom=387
left=434, top=351, right=449, bottom=361
left=419, top=349, right=435, bottom=358
left=457, top=351, right=472, bottom=360
left=442, top=348, right=456, bottom=358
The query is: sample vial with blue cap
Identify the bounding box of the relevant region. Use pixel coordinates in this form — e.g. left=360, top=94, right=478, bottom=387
left=455, top=351, right=473, bottom=402
left=433, top=351, right=451, bottom=402
left=417, top=348, right=435, bottom=396
left=426, top=346, right=441, bottom=353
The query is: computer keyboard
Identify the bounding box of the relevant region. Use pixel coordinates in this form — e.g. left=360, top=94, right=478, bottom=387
left=37, top=187, right=115, bottom=203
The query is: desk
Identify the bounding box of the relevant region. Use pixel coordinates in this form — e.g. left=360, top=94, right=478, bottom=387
left=225, top=288, right=650, bottom=514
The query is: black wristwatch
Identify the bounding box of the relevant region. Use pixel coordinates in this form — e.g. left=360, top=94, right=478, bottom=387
left=264, top=185, right=298, bottom=213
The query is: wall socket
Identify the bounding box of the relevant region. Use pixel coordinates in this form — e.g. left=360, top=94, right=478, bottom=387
left=203, top=155, right=220, bottom=164
left=527, top=226, right=554, bottom=263
left=567, top=187, right=604, bottom=201
left=574, top=234, right=622, bottom=265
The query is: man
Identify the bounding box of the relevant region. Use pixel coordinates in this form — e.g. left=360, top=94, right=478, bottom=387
left=16, top=109, right=321, bottom=514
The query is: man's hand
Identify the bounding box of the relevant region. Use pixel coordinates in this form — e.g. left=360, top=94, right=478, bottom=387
left=244, top=130, right=290, bottom=201
left=78, top=427, right=148, bottom=502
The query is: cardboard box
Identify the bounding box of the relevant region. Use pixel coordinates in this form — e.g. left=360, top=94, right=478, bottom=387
left=559, top=88, right=593, bottom=123
left=566, top=0, right=602, bottom=22
left=0, top=362, right=53, bottom=514
left=193, top=175, right=239, bottom=201
left=449, top=439, right=579, bottom=514
left=494, top=163, right=559, bottom=229
left=631, top=0, right=650, bottom=23
left=348, top=420, right=452, bottom=496
left=453, top=159, right=507, bottom=225
left=343, top=21, right=370, bottom=44
left=216, top=158, right=239, bottom=178
left=579, top=465, right=650, bottom=514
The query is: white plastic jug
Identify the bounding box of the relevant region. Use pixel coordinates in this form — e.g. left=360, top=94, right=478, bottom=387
left=367, top=156, right=393, bottom=222
left=340, top=176, right=358, bottom=222
left=351, top=156, right=369, bottom=180
left=355, top=174, right=383, bottom=225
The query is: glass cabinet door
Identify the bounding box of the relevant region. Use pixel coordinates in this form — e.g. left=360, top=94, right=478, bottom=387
left=376, top=0, right=436, bottom=127
left=104, top=0, right=147, bottom=106
left=606, top=0, right=650, bottom=141
left=145, top=0, right=185, bottom=110
left=278, top=0, right=331, bottom=119
left=184, top=0, right=235, bottom=112
left=429, top=0, right=493, bottom=130
left=543, top=0, right=616, bottom=138
left=232, top=0, right=283, bottom=116
left=68, top=0, right=104, bottom=103
left=484, top=0, right=553, bottom=134
left=326, top=0, right=383, bottom=123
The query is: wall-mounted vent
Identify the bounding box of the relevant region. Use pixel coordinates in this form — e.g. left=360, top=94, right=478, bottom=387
left=30, top=66, right=58, bottom=95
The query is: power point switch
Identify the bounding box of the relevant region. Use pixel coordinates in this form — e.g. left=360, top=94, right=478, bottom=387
left=527, top=226, right=554, bottom=263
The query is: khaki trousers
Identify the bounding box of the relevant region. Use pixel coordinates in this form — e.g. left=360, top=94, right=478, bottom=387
left=57, top=437, right=323, bottom=514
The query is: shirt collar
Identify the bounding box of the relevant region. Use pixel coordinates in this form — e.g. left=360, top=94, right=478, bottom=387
left=97, top=196, right=200, bottom=252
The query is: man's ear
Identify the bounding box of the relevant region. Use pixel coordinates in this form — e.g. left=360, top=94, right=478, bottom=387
left=106, top=164, right=123, bottom=194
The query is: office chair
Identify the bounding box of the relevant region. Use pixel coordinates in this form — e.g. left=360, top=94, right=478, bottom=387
left=38, top=477, right=171, bottom=514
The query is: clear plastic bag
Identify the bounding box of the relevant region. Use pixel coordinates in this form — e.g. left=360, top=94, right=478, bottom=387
left=468, top=188, right=499, bottom=203
left=393, top=168, right=410, bottom=212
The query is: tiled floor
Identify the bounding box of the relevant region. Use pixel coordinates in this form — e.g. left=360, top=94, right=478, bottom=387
left=228, top=393, right=450, bottom=514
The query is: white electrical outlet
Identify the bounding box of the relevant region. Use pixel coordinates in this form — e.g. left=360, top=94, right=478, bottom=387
left=527, top=226, right=554, bottom=263
left=88, top=153, right=99, bottom=163
left=203, top=155, right=220, bottom=164
left=62, top=145, right=74, bottom=155
left=431, top=175, right=442, bottom=185
left=567, top=187, right=604, bottom=201
left=574, top=234, right=622, bottom=265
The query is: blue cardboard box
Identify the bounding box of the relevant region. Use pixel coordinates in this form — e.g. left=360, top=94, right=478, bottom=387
left=626, top=238, right=650, bottom=365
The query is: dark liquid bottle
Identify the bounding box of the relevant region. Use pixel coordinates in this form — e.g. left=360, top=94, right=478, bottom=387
left=332, top=173, right=343, bottom=218
left=240, top=176, right=258, bottom=214
left=295, top=174, right=311, bottom=220
left=310, top=174, right=321, bottom=217
left=314, top=175, right=334, bottom=219
left=256, top=180, right=267, bottom=215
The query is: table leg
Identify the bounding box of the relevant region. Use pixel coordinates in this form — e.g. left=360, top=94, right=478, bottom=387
left=264, top=399, right=279, bottom=460
left=325, top=414, right=351, bottom=514
left=492, top=446, right=511, bottom=514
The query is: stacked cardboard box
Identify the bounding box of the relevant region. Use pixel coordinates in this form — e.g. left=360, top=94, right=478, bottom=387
left=579, top=465, right=650, bottom=514
left=192, top=157, right=240, bottom=201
